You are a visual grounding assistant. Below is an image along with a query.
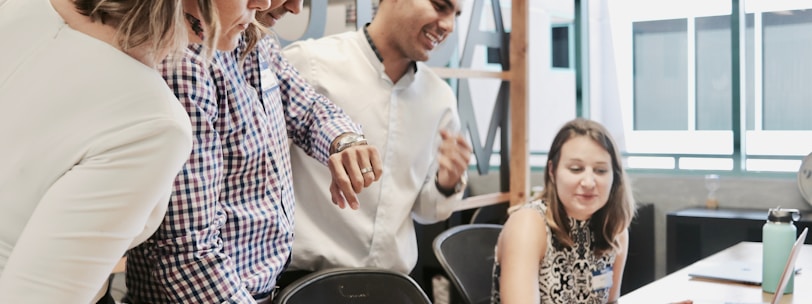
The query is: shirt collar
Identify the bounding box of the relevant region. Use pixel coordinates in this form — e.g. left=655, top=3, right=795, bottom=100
left=363, top=24, right=418, bottom=73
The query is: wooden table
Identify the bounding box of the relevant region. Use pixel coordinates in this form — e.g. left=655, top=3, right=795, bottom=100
left=620, top=242, right=811, bottom=304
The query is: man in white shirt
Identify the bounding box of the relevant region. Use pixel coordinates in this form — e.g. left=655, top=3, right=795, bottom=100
left=268, top=0, right=471, bottom=284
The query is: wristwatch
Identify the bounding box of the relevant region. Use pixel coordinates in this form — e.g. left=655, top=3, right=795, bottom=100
left=332, top=133, right=367, bottom=154
left=435, top=171, right=467, bottom=197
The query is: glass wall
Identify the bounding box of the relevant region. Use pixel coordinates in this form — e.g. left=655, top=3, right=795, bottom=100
left=595, top=0, right=812, bottom=173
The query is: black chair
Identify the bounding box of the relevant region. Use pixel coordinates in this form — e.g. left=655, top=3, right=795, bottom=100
left=272, top=267, right=431, bottom=304
left=469, top=204, right=508, bottom=225
left=432, top=224, right=503, bottom=304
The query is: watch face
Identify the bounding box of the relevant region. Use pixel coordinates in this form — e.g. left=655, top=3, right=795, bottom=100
left=337, top=135, right=353, bottom=146
left=799, top=152, right=812, bottom=206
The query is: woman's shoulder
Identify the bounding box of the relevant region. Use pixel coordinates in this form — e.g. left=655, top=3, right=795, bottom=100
left=508, top=199, right=547, bottom=216
left=498, top=200, right=549, bottom=260
left=157, top=45, right=213, bottom=82
left=504, top=201, right=548, bottom=230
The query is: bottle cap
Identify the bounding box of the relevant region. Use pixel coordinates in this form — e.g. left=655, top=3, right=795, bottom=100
left=767, top=207, right=801, bottom=223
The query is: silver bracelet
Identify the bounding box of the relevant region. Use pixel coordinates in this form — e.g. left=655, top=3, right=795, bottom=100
left=334, top=133, right=367, bottom=153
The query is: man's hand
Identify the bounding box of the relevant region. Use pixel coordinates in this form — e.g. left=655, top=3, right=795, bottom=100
left=327, top=144, right=382, bottom=210
left=436, top=130, right=472, bottom=193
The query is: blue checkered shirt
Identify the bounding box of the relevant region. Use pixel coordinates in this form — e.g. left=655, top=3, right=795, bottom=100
left=125, top=35, right=361, bottom=303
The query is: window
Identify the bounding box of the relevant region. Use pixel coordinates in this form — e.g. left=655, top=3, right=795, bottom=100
left=599, top=0, right=812, bottom=174
left=633, top=18, right=688, bottom=131
left=551, top=24, right=571, bottom=68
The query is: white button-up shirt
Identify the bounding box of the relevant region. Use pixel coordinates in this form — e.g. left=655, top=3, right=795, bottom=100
left=284, top=28, right=465, bottom=274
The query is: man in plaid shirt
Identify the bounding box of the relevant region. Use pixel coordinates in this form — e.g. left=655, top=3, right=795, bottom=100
left=124, top=1, right=381, bottom=303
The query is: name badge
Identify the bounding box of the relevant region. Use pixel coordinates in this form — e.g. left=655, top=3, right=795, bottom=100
left=592, top=268, right=613, bottom=291
left=259, top=58, right=279, bottom=96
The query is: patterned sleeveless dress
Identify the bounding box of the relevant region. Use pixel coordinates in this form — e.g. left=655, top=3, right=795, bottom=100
left=491, top=200, right=616, bottom=304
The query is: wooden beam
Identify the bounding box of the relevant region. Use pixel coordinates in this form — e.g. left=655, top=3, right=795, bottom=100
left=509, top=0, right=530, bottom=207
left=453, top=192, right=510, bottom=212
left=431, top=67, right=511, bottom=80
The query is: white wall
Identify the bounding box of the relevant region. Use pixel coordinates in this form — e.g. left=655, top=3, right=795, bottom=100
left=274, top=2, right=356, bottom=41
left=456, top=0, right=577, bottom=161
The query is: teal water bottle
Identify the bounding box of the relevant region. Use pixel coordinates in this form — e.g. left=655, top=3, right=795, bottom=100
left=762, top=207, right=800, bottom=294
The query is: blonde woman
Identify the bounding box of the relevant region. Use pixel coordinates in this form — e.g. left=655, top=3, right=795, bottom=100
left=492, top=118, right=636, bottom=304
left=0, top=0, right=219, bottom=302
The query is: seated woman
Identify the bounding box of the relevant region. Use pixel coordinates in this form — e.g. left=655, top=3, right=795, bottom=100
left=492, top=118, right=636, bottom=304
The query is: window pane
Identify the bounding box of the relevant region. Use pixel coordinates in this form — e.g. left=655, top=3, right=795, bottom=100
left=745, top=13, right=755, bottom=131
left=633, top=19, right=688, bottom=130
left=678, top=157, right=734, bottom=170
left=627, top=156, right=676, bottom=169
left=762, top=9, right=812, bottom=130
left=552, top=25, right=570, bottom=68
left=746, top=159, right=802, bottom=172
left=695, top=15, right=732, bottom=130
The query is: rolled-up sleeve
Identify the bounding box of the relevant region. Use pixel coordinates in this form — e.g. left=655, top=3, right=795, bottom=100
left=269, top=38, right=361, bottom=163
left=412, top=108, right=464, bottom=224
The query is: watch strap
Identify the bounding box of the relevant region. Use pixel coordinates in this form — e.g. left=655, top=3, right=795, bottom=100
left=435, top=171, right=467, bottom=197
left=333, top=133, right=367, bottom=154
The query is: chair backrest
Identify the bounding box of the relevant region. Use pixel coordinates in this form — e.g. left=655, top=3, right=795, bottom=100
left=272, top=267, right=431, bottom=304
left=433, top=223, right=503, bottom=304
left=469, top=204, right=508, bottom=225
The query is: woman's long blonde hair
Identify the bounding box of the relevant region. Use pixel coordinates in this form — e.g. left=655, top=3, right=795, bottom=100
left=74, top=0, right=220, bottom=61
